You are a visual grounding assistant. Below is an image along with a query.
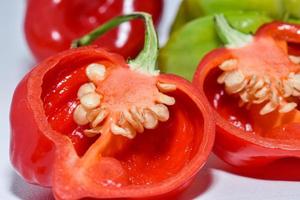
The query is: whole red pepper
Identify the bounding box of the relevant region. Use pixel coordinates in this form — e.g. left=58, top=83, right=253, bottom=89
left=193, top=15, right=300, bottom=169
left=11, top=13, right=215, bottom=199
left=24, top=0, right=163, bottom=61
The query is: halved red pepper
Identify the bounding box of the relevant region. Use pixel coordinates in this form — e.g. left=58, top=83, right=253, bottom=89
left=24, top=0, right=163, bottom=61
left=193, top=15, right=300, bottom=169
left=11, top=13, right=215, bottom=199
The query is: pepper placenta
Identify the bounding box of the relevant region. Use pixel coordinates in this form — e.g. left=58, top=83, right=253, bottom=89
left=24, top=0, right=163, bottom=61
left=171, top=0, right=300, bottom=32
left=160, top=12, right=272, bottom=80
left=193, top=15, right=300, bottom=168
left=11, top=13, right=215, bottom=199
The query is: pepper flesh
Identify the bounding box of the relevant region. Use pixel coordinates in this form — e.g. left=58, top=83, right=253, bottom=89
left=193, top=19, right=300, bottom=168
left=11, top=13, right=215, bottom=199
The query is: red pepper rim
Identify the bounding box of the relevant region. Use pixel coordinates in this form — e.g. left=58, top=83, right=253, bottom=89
left=193, top=46, right=300, bottom=154
left=26, top=46, right=215, bottom=198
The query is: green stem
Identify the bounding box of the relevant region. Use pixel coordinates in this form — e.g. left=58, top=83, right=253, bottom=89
left=72, top=12, right=159, bottom=76
left=214, top=14, right=253, bottom=48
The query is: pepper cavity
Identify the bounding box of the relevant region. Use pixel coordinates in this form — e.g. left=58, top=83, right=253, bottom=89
left=73, top=63, right=176, bottom=139
left=217, top=55, right=300, bottom=115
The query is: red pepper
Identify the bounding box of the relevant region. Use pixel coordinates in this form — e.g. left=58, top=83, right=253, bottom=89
left=11, top=13, right=215, bottom=199
left=193, top=15, right=300, bottom=169
left=24, top=0, right=163, bottom=61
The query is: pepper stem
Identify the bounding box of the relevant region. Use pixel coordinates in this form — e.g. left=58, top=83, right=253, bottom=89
left=72, top=12, right=159, bottom=76
left=214, top=14, right=253, bottom=48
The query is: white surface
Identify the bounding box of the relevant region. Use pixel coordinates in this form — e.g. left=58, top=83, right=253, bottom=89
left=1, top=1, right=300, bottom=200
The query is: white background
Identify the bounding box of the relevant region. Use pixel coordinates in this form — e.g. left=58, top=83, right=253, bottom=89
left=1, top=0, right=299, bottom=199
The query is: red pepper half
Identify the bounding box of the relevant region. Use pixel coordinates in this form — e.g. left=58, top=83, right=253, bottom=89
left=193, top=15, right=300, bottom=169
left=11, top=13, right=214, bottom=199
left=24, top=0, right=163, bottom=61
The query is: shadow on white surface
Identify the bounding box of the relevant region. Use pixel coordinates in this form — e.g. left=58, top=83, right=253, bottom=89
left=9, top=170, right=53, bottom=200
left=8, top=160, right=214, bottom=200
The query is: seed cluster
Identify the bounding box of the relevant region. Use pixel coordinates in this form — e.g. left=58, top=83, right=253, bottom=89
left=217, top=56, right=300, bottom=115
left=73, top=63, right=176, bottom=139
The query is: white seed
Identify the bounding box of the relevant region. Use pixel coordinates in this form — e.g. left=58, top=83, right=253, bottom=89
left=263, top=76, right=271, bottom=85
left=157, top=93, right=175, bottom=106
left=253, top=95, right=268, bottom=104
left=248, top=75, right=257, bottom=88
left=73, top=105, right=89, bottom=125
left=157, top=82, right=177, bottom=93
left=238, top=99, right=246, bottom=107
left=111, top=123, right=135, bottom=139
left=282, top=80, right=293, bottom=97
left=289, top=55, right=300, bottom=64
left=251, top=78, right=264, bottom=91
left=130, top=106, right=144, bottom=124
left=123, top=110, right=144, bottom=133
left=279, top=102, right=297, bottom=113
left=254, top=86, right=269, bottom=99
left=240, top=91, right=249, bottom=103
left=91, top=109, right=108, bottom=128
left=86, top=107, right=101, bottom=122
left=270, top=88, right=280, bottom=104
left=270, top=88, right=280, bottom=105
left=290, top=74, right=300, bottom=91
left=84, top=127, right=102, bottom=137
left=226, top=79, right=248, bottom=94
left=224, top=70, right=245, bottom=92
left=77, top=83, right=96, bottom=98
left=142, top=109, right=158, bottom=129
left=86, top=63, right=106, bottom=82
left=80, top=93, right=101, bottom=109
left=150, top=104, right=170, bottom=122
left=217, top=72, right=228, bottom=84
left=219, top=59, right=238, bottom=71
left=292, top=88, right=300, bottom=96
left=260, top=101, right=278, bottom=115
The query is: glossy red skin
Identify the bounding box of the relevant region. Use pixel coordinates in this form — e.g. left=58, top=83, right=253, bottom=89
left=24, top=0, right=163, bottom=61
left=10, top=46, right=215, bottom=199
left=193, top=22, right=300, bottom=169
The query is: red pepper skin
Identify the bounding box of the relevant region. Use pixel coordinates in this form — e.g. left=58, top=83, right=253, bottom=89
left=193, top=22, right=300, bottom=169
left=10, top=46, right=215, bottom=199
left=24, top=0, right=163, bottom=61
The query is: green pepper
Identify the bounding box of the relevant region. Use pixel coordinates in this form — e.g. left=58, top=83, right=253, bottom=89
left=159, top=12, right=272, bottom=80
left=171, top=0, right=300, bottom=32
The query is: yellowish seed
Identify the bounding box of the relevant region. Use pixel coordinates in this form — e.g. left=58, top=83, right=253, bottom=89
left=157, top=82, right=177, bottom=93
left=254, top=86, right=269, bottom=99
left=289, top=55, right=300, bottom=64
left=123, top=110, right=144, bottom=133
left=150, top=104, right=170, bottom=122
left=260, top=101, right=278, bottom=115
left=110, top=123, right=135, bottom=139
left=217, top=72, right=228, bottom=84
left=279, top=102, right=297, bottom=113
left=157, top=93, right=175, bottom=106
left=84, top=127, right=102, bottom=137
left=91, top=109, right=108, bottom=128
left=219, top=59, right=238, bottom=71
left=142, top=109, right=158, bottom=129
left=130, top=106, right=144, bottom=124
